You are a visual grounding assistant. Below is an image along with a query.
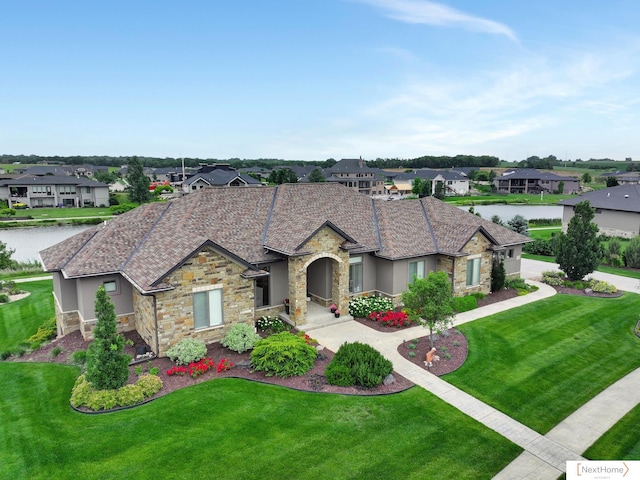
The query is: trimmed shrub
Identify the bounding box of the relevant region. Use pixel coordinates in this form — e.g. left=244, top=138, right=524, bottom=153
left=70, top=375, right=93, bottom=407
left=86, top=389, right=119, bottom=411
left=0, top=294, right=8, bottom=303
left=1, top=350, right=12, bottom=360
left=452, top=295, right=477, bottom=313
left=541, top=270, right=565, bottom=286
left=51, top=346, right=63, bottom=358
left=326, top=342, right=393, bottom=388
left=221, top=323, right=261, bottom=353
left=588, top=279, right=617, bottom=294
left=136, top=374, right=163, bottom=397
left=524, top=238, right=555, bottom=256
left=250, top=332, right=317, bottom=378
left=166, top=338, right=207, bottom=366
left=324, top=363, right=354, bottom=386
left=116, top=384, right=145, bottom=407
left=27, top=316, right=57, bottom=348
left=348, top=295, right=394, bottom=318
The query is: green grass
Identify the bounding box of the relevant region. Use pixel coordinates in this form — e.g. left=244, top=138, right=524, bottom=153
left=583, top=403, right=640, bottom=460
left=444, top=193, right=574, bottom=206
left=0, top=364, right=521, bottom=480
left=444, top=294, right=640, bottom=433
left=0, top=280, right=54, bottom=352
left=528, top=227, right=561, bottom=241
left=26, top=207, right=112, bottom=219
left=0, top=269, right=48, bottom=281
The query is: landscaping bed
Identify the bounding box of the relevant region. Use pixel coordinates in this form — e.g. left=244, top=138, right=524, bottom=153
left=11, top=329, right=414, bottom=406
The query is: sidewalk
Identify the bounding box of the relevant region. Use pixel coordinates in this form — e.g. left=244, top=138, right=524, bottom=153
left=307, top=278, right=640, bottom=479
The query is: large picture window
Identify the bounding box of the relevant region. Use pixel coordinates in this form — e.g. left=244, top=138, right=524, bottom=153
left=466, top=258, right=481, bottom=286
left=408, top=260, right=425, bottom=282
left=193, top=287, right=223, bottom=329
left=349, top=256, right=363, bottom=294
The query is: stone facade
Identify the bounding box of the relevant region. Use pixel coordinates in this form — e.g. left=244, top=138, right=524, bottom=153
left=287, top=226, right=349, bottom=325
left=54, top=295, right=80, bottom=337
left=152, top=246, right=255, bottom=356
left=452, top=232, right=492, bottom=295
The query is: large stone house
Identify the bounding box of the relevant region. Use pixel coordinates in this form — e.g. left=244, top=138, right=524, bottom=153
left=558, top=185, right=640, bottom=238
left=40, top=183, right=530, bottom=357
left=326, top=158, right=386, bottom=195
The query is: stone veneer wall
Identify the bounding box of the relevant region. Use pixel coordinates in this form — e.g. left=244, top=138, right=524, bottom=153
left=79, top=313, right=135, bottom=340
left=152, top=247, right=255, bottom=357
left=134, top=290, right=157, bottom=354
left=287, top=226, right=349, bottom=326
left=452, top=232, right=492, bottom=295
left=54, top=294, right=80, bottom=337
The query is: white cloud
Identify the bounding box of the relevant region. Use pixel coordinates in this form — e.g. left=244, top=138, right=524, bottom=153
left=351, top=0, right=517, bottom=41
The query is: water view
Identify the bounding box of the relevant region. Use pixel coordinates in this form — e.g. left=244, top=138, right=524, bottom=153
left=1, top=225, right=91, bottom=263
left=456, top=204, right=563, bottom=223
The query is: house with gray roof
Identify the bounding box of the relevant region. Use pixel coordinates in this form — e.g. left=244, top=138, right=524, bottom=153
left=327, top=158, right=386, bottom=195
left=0, top=175, right=109, bottom=208
left=182, top=170, right=261, bottom=192
left=40, top=183, right=530, bottom=357
left=494, top=168, right=580, bottom=194
left=558, top=185, right=640, bottom=238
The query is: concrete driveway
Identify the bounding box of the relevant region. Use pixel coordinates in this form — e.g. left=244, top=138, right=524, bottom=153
left=521, top=258, right=640, bottom=294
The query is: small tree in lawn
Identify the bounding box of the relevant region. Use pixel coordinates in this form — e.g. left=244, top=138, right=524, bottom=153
left=555, top=200, right=603, bottom=281
left=402, top=271, right=455, bottom=348
left=85, top=286, right=131, bottom=390
left=507, top=215, right=529, bottom=236
left=0, top=240, right=15, bottom=269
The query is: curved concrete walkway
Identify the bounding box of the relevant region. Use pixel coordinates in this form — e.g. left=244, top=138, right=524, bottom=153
left=307, top=273, right=640, bottom=479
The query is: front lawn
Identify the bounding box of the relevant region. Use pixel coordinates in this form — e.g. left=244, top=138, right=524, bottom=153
left=583, top=403, right=640, bottom=460
left=0, top=363, right=521, bottom=480
left=444, top=293, right=640, bottom=433
left=0, top=280, right=53, bottom=352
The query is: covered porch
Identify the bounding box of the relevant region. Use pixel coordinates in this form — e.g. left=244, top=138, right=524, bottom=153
left=279, top=299, right=353, bottom=331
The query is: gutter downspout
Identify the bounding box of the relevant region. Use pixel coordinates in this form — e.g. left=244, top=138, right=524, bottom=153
left=153, top=294, right=159, bottom=356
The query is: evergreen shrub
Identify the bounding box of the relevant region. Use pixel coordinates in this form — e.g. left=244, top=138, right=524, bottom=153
left=250, top=332, right=317, bottom=378
left=325, top=342, right=392, bottom=388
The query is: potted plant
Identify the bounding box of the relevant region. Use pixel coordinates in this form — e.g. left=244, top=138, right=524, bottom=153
left=283, top=298, right=290, bottom=314
left=329, top=303, right=337, bottom=313
left=334, top=310, right=340, bottom=318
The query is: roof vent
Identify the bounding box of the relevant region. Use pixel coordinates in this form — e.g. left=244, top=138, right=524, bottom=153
left=607, top=192, right=610, bottom=197
left=625, top=194, right=629, bottom=198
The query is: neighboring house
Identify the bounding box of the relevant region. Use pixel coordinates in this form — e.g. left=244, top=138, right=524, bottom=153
left=40, top=183, right=531, bottom=357
left=327, top=158, right=386, bottom=195
left=108, top=178, right=129, bottom=192
left=494, top=169, right=580, bottom=194
left=608, top=171, right=640, bottom=185
left=414, top=168, right=470, bottom=195
left=557, top=185, right=640, bottom=238
left=16, top=164, right=109, bottom=177
left=0, top=175, right=109, bottom=208
left=182, top=170, right=261, bottom=193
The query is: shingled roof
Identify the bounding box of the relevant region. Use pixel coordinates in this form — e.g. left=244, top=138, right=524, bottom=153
left=40, top=183, right=530, bottom=293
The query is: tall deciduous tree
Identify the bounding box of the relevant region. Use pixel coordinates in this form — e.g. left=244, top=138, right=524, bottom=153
left=412, top=177, right=431, bottom=197
left=555, top=201, right=603, bottom=281
left=402, top=271, right=455, bottom=348
left=126, top=156, right=151, bottom=204
left=85, top=286, right=131, bottom=390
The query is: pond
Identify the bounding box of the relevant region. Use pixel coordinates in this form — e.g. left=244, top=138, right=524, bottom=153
left=1, top=225, right=91, bottom=263
left=456, top=204, right=563, bottom=223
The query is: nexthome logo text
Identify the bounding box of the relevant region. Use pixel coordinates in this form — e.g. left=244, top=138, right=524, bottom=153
left=567, top=461, right=636, bottom=479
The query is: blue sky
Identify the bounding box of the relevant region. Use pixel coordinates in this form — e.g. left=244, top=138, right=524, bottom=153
left=2, top=0, right=640, bottom=161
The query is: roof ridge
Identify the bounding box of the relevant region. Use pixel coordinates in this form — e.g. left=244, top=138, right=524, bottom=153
left=262, top=186, right=279, bottom=246
left=371, top=198, right=383, bottom=251
left=420, top=198, right=440, bottom=253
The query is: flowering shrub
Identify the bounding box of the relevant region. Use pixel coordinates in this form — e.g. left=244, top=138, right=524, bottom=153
left=216, top=358, right=234, bottom=372
left=348, top=295, right=394, bottom=318
left=188, top=357, right=216, bottom=378
left=166, top=365, right=188, bottom=376
left=367, top=310, right=411, bottom=327
left=256, top=315, right=290, bottom=333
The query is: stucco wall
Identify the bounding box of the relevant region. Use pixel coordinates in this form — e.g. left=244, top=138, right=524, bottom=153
left=563, top=206, right=640, bottom=239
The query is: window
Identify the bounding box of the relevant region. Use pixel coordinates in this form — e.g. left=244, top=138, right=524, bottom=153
left=103, top=280, right=118, bottom=293
left=349, top=256, right=363, bottom=293
left=408, top=260, right=425, bottom=281
left=507, top=249, right=514, bottom=259
left=255, top=267, right=270, bottom=307
left=466, top=258, right=481, bottom=286
left=85, top=187, right=91, bottom=193
left=193, top=287, right=223, bottom=329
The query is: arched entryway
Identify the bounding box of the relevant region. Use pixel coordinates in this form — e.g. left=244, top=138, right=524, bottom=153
left=286, top=252, right=348, bottom=326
